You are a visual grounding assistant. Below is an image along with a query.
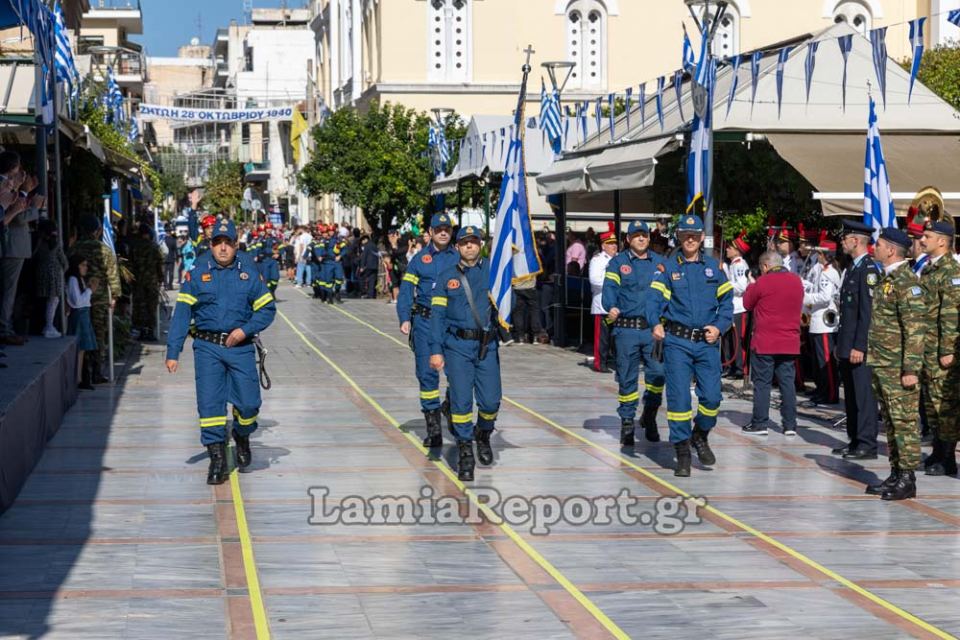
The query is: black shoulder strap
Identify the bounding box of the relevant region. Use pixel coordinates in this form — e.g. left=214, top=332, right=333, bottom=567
left=457, top=264, right=488, bottom=331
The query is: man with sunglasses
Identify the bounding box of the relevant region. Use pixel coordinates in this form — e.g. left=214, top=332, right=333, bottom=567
left=398, top=213, right=459, bottom=448
left=647, top=214, right=734, bottom=476
left=166, top=220, right=276, bottom=484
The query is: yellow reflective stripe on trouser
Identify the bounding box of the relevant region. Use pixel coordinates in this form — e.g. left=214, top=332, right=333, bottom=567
left=177, top=293, right=198, bottom=305
left=716, top=281, right=733, bottom=298
left=645, top=383, right=664, bottom=393
left=651, top=281, right=672, bottom=300
left=478, top=411, right=498, bottom=421
left=666, top=410, right=693, bottom=421
left=403, top=273, right=420, bottom=285
left=252, top=292, right=274, bottom=311
left=618, top=391, right=640, bottom=403
left=420, top=389, right=441, bottom=400
left=698, top=405, right=720, bottom=417
left=431, top=296, right=448, bottom=307
left=451, top=413, right=473, bottom=424
left=605, top=272, right=621, bottom=285
left=200, top=416, right=228, bottom=427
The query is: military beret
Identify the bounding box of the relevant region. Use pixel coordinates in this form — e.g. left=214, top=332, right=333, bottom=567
left=456, top=225, right=481, bottom=242
left=626, top=220, right=650, bottom=236
left=841, top=220, right=874, bottom=237
left=677, top=214, right=704, bottom=233
left=924, top=219, right=955, bottom=237
left=431, top=213, right=452, bottom=229
left=878, top=227, right=911, bottom=250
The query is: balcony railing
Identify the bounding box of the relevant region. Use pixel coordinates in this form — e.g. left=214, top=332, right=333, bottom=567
left=87, top=49, right=146, bottom=81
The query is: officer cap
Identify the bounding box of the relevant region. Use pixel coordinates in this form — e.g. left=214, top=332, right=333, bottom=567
left=878, top=227, right=911, bottom=250
left=841, top=219, right=874, bottom=237
left=626, top=220, right=650, bottom=236
left=431, top=213, right=452, bottom=229
left=677, top=214, right=704, bottom=233
left=211, top=220, right=238, bottom=243
left=924, top=218, right=955, bottom=237
left=456, top=225, right=482, bottom=242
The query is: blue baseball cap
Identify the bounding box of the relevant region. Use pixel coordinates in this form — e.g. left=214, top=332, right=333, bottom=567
left=626, top=220, right=650, bottom=236
left=841, top=219, right=874, bottom=237
left=431, top=213, right=453, bottom=229
left=924, top=218, right=955, bottom=237
left=878, top=227, right=911, bottom=250
left=457, top=225, right=482, bottom=242
left=677, top=214, right=704, bottom=233
left=211, top=220, right=238, bottom=242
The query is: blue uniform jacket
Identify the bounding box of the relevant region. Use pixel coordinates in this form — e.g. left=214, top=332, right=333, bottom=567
left=166, top=256, right=277, bottom=361
left=397, top=243, right=460, bottom=325
left=837, top=254, right=881, bottom=358
left=601, top=249, right=665, bottom=318
left=429, top=259, right=494, bottom=356
left=646, top=252, right=734, bottom=334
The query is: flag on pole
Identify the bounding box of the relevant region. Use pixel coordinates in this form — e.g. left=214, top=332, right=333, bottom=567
left=682, top=24, right=696, bottom=71
left=775, top=46, right=792, bottom=119
left=52, top=1, right=79, bottom=113
left=863, top=97, right=895, bottom=239
left=750, top=51, right=762, bottom=112
left=804, top=42, right=819, bottom=105
left=110, top=177, right=123, bottom=219
left=607, top=93, right=616, bottom=141
left=539, top=79, right=562, bottom=153
left=949, top=9, right=960, bottom=26
left=838, top=34, right=853, bottom=111
left=106, top=66, right=124, bottom=125
left=687, top=46, right=714, bottom=214
left=655, top=76, right=665, bottom=130
left=907, top=18, right=926, bottom=103
left=725, top=54, right=741, bottom=118
left=870, top=27, right=888, bottom=108
left=290, top=107, right=309, bottom=166
left=674, top=69, right=685, bottom=122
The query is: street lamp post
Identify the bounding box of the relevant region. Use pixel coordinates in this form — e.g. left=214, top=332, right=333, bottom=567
left=684, top=0, right=727, bottom=253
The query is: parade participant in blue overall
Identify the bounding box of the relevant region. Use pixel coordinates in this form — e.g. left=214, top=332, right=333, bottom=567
left=397, top=213, right=459, bottom=448
left=429, top=226, right=501, bottom=481
left=647, top=214, right=733, bottom=477
left=331, top=237, right=347, bottom=303
left=166, top=220, right=277, bottom=485
left=320, top=226, right=338, bottom=304
left=256, top=238, right=280, bottom=295
left=310, top=230, right=329, bottom=300
left=602, top=220, right=666, bottom=446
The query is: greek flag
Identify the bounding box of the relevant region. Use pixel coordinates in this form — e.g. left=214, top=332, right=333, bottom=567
left=538, top=79, right=562, bottom=154
left=950, top=9, right=960, bottom=27
left=682, top=24, right=696, bottom=71
left=804, top=42, right=819, bottom=105
left=838, top=35, right=853, bottom=111
left=863, top=98, right=895, bottom=239
left=128, top=116, right=140, bottom=142
left=750, top=51, right=762, bottom=112
left=674, top=70, right=685, bottom=122
left=52, top=2, right=79, bottom=110
left=687, top=49, right=715, bottom=214
left=870, top=27, right=888, bottom=108
left=428, top=125, right=450, bottom=174
left=594, top=97, right=602, bottom=138
left=624, top=86, right=633, bottom=130
left=103, top=194, right=117, bottom=254
left=106, top=66, right=124, bottom=124
left=155, top=216, right=166, bottom=245
left=725, top=54, right=741, bottom=118
left=775, top=47, right=792, bottom=119
left=907, top=18, right=926, bottom=103
left=577, top=101, right=587, bottom=142
left=489, top=92, right=541, bottom=329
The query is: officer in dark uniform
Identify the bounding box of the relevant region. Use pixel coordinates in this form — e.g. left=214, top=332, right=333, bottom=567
left=646, top=214, right=733, bottom=476
left=834, top=220, right=881, bottom=459
left=397, top=213, right=459, bottom=448
left=601, top=220, right=666, bottom=446
left=166, top=220, right=277, bottom=484
left=429, top=226, right=501, bottom=481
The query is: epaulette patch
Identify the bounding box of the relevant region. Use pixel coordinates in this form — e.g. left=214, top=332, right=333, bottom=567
left=866, top=272, right=878, bottom=286
left=910, top=286, right=922, bottom=297
left=671, top=272, right=682, bottom=281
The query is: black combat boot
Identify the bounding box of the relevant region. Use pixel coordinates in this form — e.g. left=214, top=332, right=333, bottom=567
left=233, top=432, right=252, bottom=470
left=674, top=440, right=692, bottom=477
left=881, top=470, right=917, bottom=501
left=476, top=429, right=494, bottom=465
left=640, top=405, right=660, bottom=442
left=335, top=290, right=344, bottom=304
left=865, top=468, right=900, bottom=495
left=326, top=291, right=336, bottom=304
left=206, top=443, right=228, bottom=485
left=457, top=441, right=475, bottom=481
left=441, top=397, right=455, bottom=438
left=422, top=409, right=443, bottom=448
left=691, top=426, right=716, bottom=466
left=926, top=440, right=958, bottom=476
left=619, top=419, right=635, bottom=447
left=924, top=437, right=944, bottom=472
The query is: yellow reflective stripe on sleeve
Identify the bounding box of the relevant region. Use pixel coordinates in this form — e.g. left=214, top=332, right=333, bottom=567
left=403, top=273, right=420, bottom=285
left=618, top=391, right=640, bottom=403
left=431, top=296, right=448, bottom=307
left=451, top=413, right=473, bottom=424
left=420, top=389, right=441, bottom=400
left=199, top=416, right=228, bottom=427
left=177, top=293, right=198, bottom=305
left=650, top=281, right=672, bottom=300
left=235, top=414, right=259, bottom=426
left=666, top=410, right=693, bottom=422
left=698, top=405, right=720, bottom=417
left=716, top=281, right=733, bottom=298
left=605, top=272, right=621, bottom=285
left=645, top=383, right=664, bottom=393
left=478, top=411, right=498, bottom=421
left=252, top=292, right=274, bottom=311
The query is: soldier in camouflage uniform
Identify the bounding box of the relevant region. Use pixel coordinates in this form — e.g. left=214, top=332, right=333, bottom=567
left=128, top=222, right=163, bottom=342
left=865, top=228, right=926, bottom=501
left=918, top=218, right=960, bottom=476
left=69, top=216, right=121, bottom=383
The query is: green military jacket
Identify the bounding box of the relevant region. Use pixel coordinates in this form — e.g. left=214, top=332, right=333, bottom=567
left=127, top=236, right=163, bottom=291
left=919, top=254, right=960, bottom=370
left=70, top=237, right=121, bottom=304
left=867, top=261, right=925, bottom=374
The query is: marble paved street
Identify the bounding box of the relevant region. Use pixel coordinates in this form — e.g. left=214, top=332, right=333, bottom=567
left=2, top=284, right=960, bottom=639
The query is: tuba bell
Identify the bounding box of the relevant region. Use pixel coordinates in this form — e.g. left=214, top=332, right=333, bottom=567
left=823, top=309, right=839, bottom=328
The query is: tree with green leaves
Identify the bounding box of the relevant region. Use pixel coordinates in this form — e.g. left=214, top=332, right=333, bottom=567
left=202, top=161, right=244, bottom=215
left=902, top=43, right=960, bottom=111
left=298, top=101, right=465, bottom=236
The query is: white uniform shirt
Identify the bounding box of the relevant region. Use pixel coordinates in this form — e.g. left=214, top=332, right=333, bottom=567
left=588, top=251, right=614, bottom=315
left=803, top=262, right=841, bottom=334
left=723, top=257, right=751, bottom=314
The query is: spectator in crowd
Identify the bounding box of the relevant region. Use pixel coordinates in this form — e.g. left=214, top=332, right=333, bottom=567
left=293, top=226, right=312, bottom=287
left=587, top=226, right=618, bottom=369
left=566, top=232, right=586, bottom=276
left=740, top=251, right=805, bottom=436
left=0, top=151, right=42, bottom=344
left=385, top=228, right=405, bottom=304
left=34, top=218, right=67, bottom=338
left=406, top=238, right=423, bottom=264
left=359, top=235, right=380, bottom=298
left=162, top=223, right=178, bottom=290
left=65, top=255, right=97, bottom=390
left=179, top=233, right=196, bottom=279
left=537, top=231, right=557, bottom=339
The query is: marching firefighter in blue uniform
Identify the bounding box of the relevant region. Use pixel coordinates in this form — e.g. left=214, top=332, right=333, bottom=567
left=429, top=226, right=501, bottom=481
left=602, top=220, right=666, bottom=446
left=310, top=229, right=329, bottom=300
left=331, top=235, right=348, bottom=303
left=255, top=236, right=280, bottom=295
left=166, top=220, right=277, bottom=484
left=646, top=214, right=733, bottom=477
left=398, top=213, right=459, bottom=448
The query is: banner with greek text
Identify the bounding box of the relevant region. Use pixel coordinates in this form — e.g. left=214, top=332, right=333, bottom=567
left=137, top=104, right=295, bottom=123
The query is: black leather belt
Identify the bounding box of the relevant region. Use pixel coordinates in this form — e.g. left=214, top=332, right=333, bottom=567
left=664, top=320, right=706, bottom=343
left=454, top=328, right=495, bottom=341
left=411, top=303, right=431, bottom=319
left=191, top=328, right=252, bottom=347
left=613, top=316, right=648, bottom=330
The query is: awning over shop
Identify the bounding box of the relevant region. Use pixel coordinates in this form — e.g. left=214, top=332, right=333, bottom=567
left=536, top=137, right=677, bottom=195
left=104, top=147, right=139, bottom=177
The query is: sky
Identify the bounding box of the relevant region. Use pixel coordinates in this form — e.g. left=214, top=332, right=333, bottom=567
left=135, top=0, right=250, bottom=57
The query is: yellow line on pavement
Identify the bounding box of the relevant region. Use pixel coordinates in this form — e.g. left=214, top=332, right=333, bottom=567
left=277, top=308, right=629, bottom=640
left=230, top=469, right=271, bottom=639
left=319, top=298, right=956, bottom=640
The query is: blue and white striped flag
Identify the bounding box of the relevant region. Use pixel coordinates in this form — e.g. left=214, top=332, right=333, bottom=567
left=870, top=27, right=888, bottom=108
left=578, top=101, right=588, bottom=141
left=907, top=18, right=926, bottom=104
left=106, top=65, right=124, bottom=125
left=428, top=125, right=450, bottom=174
left=594, top=97, right=602, bottom=138
left=725, top=54, right=741, bottom=118
left=624, top=86, right=633, bottom=131
left=863, top=98, right=895, bottom=239
left=776, top=47, right=792, bottom=119
left=656, top=76, right=665, bottom=130
left=52, top=1, right=79, bottom=113
left=682, top=24, right=696, bottom=71
left=607, top=93, right=616, bottom=141
left=838, top=34, right=853, bottom=111
left=687, top=50, right=715, bottom=214
left=639, top=83, right=647, bottom=129
left=674, top=69, right=685, bottom=122
left=949, top=9, right=960, bottom=27
left=128, top=116, right=139, bottom=142
left=155, top=215, right=166, bottom=245
left=750, top=51, right=762, bottom=112
left=804, top=42, right=819, bottom=105
left=538, top=79, right=562, bottom=154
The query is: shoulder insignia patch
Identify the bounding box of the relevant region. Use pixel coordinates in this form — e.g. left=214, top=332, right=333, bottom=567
left=422, top=254, right=433, bottom=264
left=620, top=264, right=632, bottom=275
left=911, top=286, right=923, bottom=297
left=657, top=263, right=665, bottom=273
left=447, top=278, right=460, bottom=289
left=952, top=277, right=960, bottom=286
left=866, top=272, right=878, bottom=286
left=240, top=272, right=249, bottom=280
left=671, top=272, right=682, bottom=281
left=201, top=273, right=212, bottom=282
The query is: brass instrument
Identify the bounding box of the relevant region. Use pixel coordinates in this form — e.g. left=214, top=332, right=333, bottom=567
left=801, top=312, right=811, bottom=327
left=824, top=309, right=839, bottom=328
left=912, top=186, right=946, bottom=222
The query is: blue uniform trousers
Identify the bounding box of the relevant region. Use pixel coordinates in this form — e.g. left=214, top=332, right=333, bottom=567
left=412, top=315, right=441, bottom=411
left=193, top=340, right=261, bottom=446
left=320, top=262, right=335, bottom=293
left=332, top=261, right=345, bottom=290
left=444, top=336, right=501, bottom=441
left=663, top=334, right=721, bottom=444
left=613, top=327, right=664, bottom=420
